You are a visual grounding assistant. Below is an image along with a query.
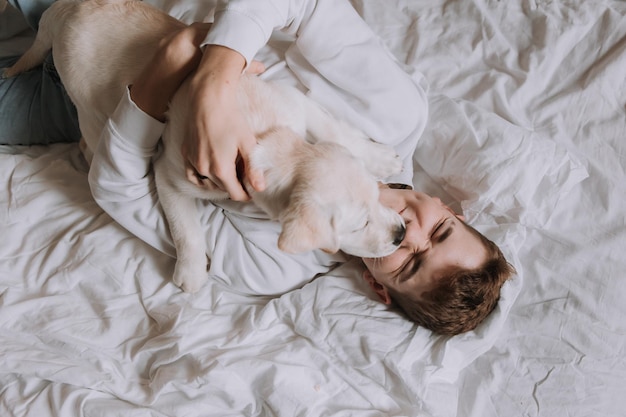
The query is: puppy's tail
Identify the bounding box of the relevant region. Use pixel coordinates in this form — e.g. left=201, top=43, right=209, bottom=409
left=2, top=0, right=77, bottom=78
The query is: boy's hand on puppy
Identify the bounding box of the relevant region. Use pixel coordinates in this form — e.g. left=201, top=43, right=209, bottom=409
left=184, top=44, right=266, bottom=202
left=128, top=23, right=266, bottom=201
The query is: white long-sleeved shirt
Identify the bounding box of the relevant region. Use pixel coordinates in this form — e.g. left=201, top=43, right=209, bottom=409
left=89, top=0, right=428, bottom=295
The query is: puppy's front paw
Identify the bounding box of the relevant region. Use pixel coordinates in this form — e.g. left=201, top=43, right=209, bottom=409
left=330, top=121, right=403, bottom=180
left=357, top=141, right=403, bottom=180
left=172, top=256, right=210, bottom=293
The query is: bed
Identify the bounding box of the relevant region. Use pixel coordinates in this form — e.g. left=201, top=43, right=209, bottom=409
left=1, top=0, right=624, bottom=415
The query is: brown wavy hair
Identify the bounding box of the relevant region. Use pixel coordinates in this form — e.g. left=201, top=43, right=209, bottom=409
left=387, top=222, right=516, bottom=335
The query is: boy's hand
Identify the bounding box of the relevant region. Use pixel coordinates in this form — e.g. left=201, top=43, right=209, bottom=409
left=183, top=45, right=266, bottom=201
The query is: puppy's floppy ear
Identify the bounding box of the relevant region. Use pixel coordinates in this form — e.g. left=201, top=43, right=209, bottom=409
left=278, top=201, right=340, bottom=254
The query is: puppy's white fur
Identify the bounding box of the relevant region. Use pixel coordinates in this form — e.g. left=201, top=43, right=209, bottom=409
left=5, top=0, right=406, bottom=292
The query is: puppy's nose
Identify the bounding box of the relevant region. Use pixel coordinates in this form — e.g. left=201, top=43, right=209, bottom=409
left=392, top=224, right=406, bottom=246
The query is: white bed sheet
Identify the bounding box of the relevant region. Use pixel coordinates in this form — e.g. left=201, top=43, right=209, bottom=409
left=1, top=0, right=625, bottom=416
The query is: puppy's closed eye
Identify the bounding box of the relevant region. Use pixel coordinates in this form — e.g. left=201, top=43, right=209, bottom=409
left=353, top=220, right=369, bottom=233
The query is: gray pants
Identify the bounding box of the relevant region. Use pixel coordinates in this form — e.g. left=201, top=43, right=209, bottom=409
left=0, top=0, right=81, bottom=145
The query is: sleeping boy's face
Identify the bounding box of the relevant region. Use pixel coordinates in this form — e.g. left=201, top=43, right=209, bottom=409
left=361, top=189, right=487, bottom=302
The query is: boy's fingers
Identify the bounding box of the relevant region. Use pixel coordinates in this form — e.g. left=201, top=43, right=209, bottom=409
left=220, top=168, right=250, bottom=201
left=247, top=165, right=265, bottom=193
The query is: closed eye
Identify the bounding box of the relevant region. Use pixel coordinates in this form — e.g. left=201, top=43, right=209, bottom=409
left=431, top=218, right=446, bottom=238
left=397, top=218, right=454, bottom=282
left=433, top=218, right=454, bottom=243
left=398, top=251, right=424, bottom=283
left=354, top=220, right=369, bottom=233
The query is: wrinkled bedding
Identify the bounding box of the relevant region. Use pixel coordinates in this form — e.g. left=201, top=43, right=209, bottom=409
left=1, top=0, right=625, bottom=416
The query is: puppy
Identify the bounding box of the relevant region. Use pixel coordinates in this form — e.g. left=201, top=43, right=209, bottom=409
left=5, top=0, right=406, bottom=292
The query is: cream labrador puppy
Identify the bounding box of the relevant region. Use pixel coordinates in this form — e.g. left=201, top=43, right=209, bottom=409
left=5, top=0, right=406, bottom=292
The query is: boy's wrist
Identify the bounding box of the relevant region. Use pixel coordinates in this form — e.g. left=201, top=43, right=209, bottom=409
left=191, top=45, right=246, bottom=86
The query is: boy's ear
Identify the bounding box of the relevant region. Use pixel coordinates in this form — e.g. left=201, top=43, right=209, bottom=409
left=362, top=269, right=392, bottom=305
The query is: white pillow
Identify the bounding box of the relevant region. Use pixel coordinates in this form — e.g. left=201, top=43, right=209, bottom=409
left=399, top=93, right=588, bottom=392
left=413, top=94, right=588, bottom=227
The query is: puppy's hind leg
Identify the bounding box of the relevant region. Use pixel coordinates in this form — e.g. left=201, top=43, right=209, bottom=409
left=1, top=0, right=63, bottom=78
left=154, top=159, right=209, bottom=293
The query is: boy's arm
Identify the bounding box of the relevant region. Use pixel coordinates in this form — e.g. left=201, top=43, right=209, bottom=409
left=287, top=0, right=428, bottom=187
left=88, top=24, right=210, bottom=256
left=88, top=86, right=176, bottom=256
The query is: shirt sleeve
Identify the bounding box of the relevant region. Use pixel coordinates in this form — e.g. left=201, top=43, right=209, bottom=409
left=88, top=87, right=176, bottom=257
left=202, top=0, right=428, bottom=187
left=201, top=0, right=306, bottom=66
